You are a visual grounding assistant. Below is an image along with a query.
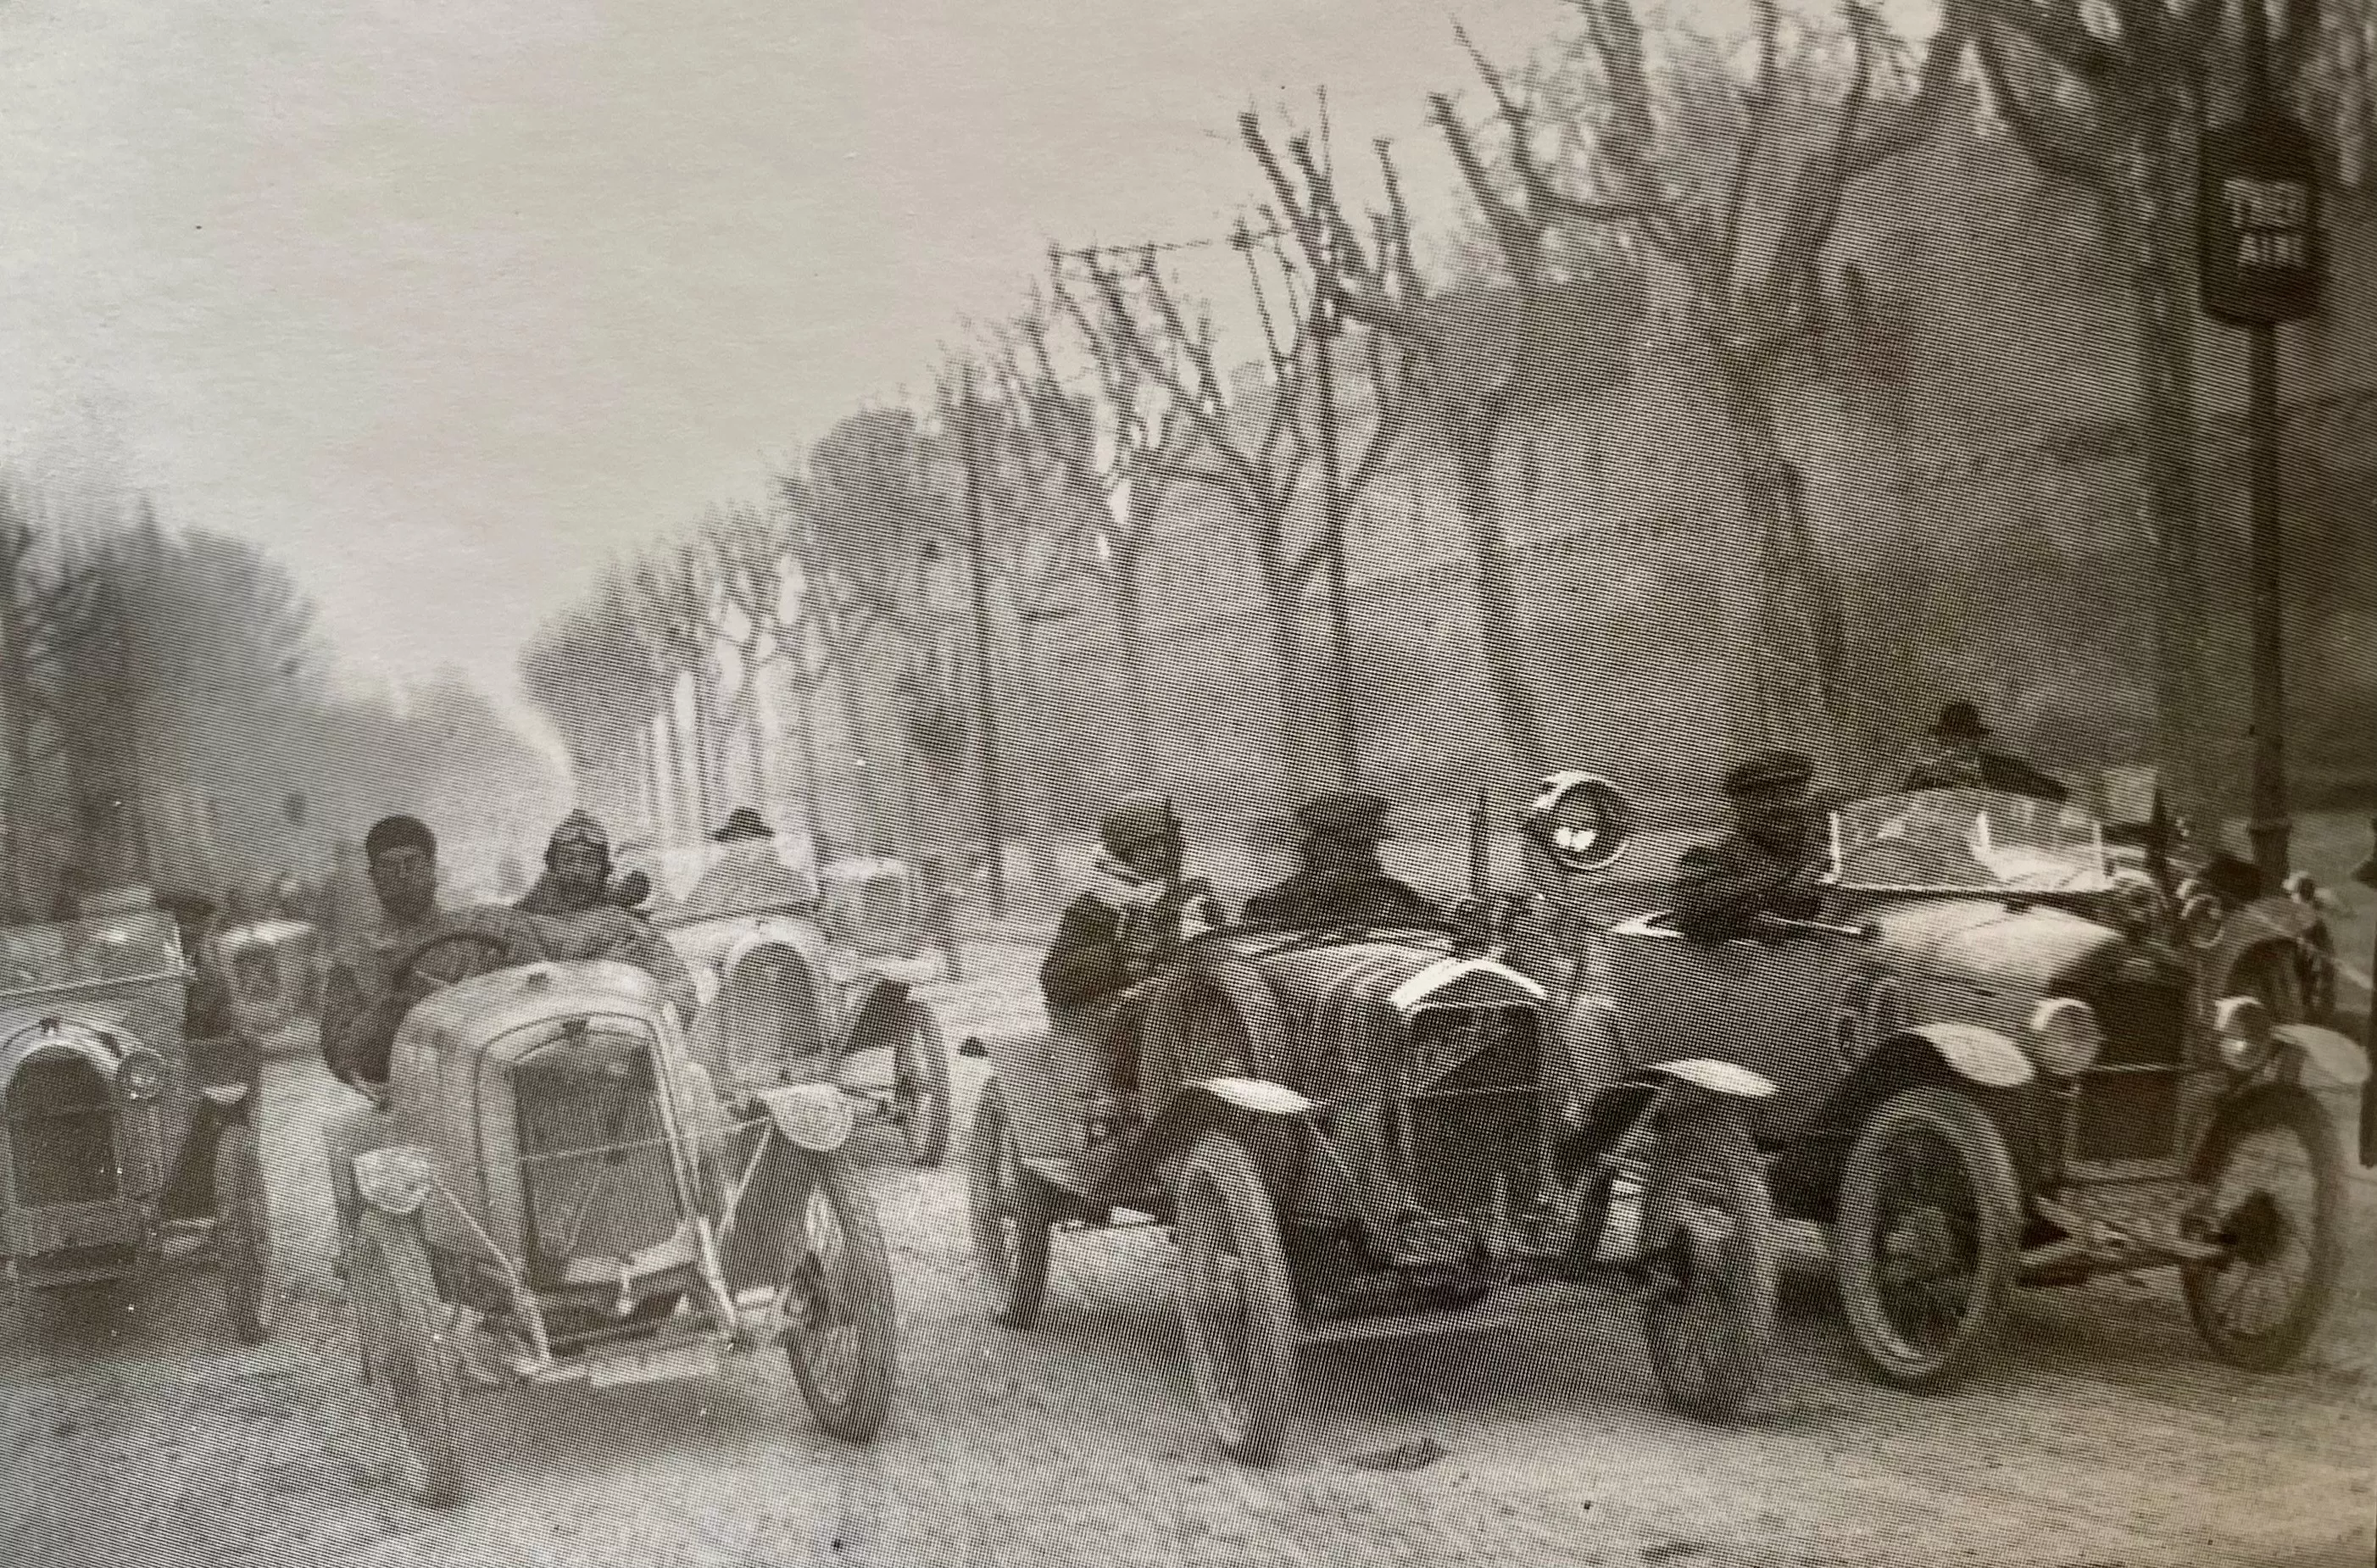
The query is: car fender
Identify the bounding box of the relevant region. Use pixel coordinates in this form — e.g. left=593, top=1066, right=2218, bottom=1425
left=1884, top=1021, right=2036, bottom=1089
left=2270, top=1022, right=2371, bottom=1089
left=1636, top=1058, right=1777, bottom=1101
left=842, top=976, right=916, bottom=1057
left=754, top=1081, right=857, bottom=1154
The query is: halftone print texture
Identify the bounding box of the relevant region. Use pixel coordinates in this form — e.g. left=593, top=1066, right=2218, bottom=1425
left=3, top=2, right=2374, bottom=1566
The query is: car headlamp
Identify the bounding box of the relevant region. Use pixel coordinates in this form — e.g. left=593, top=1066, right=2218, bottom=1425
left=2028, top=998, right=2104, bottom=1078
left=114, top=1048, right=167, bottom=1103
left=353, top=1145, right=437, bottom=1216
left=2213, top=995, right=2277, bottom=1076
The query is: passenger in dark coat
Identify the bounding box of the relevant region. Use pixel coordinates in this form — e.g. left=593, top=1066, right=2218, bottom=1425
left=1241, top=793, right=1442, bottom=931
left=1902, top=701, right=2069, bottom=804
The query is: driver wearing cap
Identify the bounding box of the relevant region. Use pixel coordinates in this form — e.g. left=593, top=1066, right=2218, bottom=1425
left=1671, top=752, right=1829, bottom=940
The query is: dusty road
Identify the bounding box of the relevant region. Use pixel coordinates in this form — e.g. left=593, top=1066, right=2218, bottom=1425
left=2, top=939, right=2372, bottom=1568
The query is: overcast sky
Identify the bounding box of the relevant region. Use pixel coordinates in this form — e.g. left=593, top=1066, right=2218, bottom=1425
left=2, top=0, right=1935, bottom=748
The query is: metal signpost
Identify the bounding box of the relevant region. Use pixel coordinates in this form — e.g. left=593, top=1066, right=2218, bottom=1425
left=2197, top=0, right=2324, bottom=888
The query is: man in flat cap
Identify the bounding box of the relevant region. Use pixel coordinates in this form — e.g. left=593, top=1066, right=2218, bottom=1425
left=1242, top=792, right=1442, bottom=931
left=1671, top=752, right=1830, bottom=941
left=1902, top=701, right=2069, bottom=804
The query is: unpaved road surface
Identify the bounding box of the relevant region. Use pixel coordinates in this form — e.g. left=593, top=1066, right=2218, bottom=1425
left=3, top=939, right=2372, bottom=1568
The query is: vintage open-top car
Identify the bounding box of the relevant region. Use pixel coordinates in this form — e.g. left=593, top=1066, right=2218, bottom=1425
left=1, top=897, right=270, bottom=1342
left=1521, top=774, right=2368, bottom=1391
left=335, top=914, right=897, bottom=1508
left=961, top=796, right=1782, bottom=1465
left=653, top=831, right=950, bottom=1168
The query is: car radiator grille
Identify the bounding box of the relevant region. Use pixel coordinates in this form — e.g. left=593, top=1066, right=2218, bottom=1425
left=6, top=1059, right=120, bottom=1207
left=2075, top=979, right=2192, bottom=1162
left=1401, top=1007, right=1544, bottom=1217
left=514, top=1034, right=681, bottom=1287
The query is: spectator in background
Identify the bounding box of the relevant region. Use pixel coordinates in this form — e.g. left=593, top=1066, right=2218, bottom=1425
left=1902, top=701, right=2070, bottom=804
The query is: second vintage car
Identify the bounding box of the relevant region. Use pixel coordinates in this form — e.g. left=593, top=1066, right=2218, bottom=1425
left=962, top=785, right=1781, bottom=1465
left=1521, top=774, right=2366, bottom=1391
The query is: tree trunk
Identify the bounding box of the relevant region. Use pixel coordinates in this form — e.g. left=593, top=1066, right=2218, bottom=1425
left=1712, top=363, right=1846, bottom=774
left=1450, top=422, right=1550, bottom=784
left=1111, top=549, right=1157, bottom=777
left=2105, top=114, right=2207, bottom=820
left=0, top=592, right=32, bottom=918
left=1250, top=514, right=1317, bottom=801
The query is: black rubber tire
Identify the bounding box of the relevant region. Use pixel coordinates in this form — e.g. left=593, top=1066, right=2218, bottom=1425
left=2182, top=1085, right=2346, bottom=1371
left=894, top=1004, right=952, bottom=1169
left=1640, top=1101, right=1778, bottom=1421
left=1171, top=1131, right=1299, bottom=1466
left=351, top=1209, right=469, bottom=1508
left=966, top=1078, right=1051, bottom=1330
left=773, top=1154, right=897, bottom=1443
left=214, top=1123, right=272, bottom=1345
left=1834, top=1084, right=2023, bottom=1392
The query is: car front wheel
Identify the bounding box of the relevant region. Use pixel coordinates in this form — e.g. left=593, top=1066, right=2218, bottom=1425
left=1640, top=1099, right=1778, bottom=1421
left=1171, top=1130, right=1299, bottom=1466
left=2182, top=1084, right=2344, bottom=1371
left=1834, top=1084, right=2023, bottom=1391
left=350, top=1209, right=469, bottom=1508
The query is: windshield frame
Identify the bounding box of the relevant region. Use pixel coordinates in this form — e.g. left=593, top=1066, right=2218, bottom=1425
left=1824, top=788, right=2114, bottom=898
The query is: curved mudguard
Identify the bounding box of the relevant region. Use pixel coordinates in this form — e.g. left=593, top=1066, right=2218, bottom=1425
left=2269, top=1022, right=2371, bottom=1089
left=1891, top=1021, right=2035, bottom=1089
left=754, top=1081, right=858, bottom=1154
left=1556, top=1059, right=1776, bottom=1182
left=1050, top=1076, right=1314, bottom=1201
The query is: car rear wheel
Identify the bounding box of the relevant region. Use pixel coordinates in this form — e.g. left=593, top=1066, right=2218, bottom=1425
left=350, top=1209, right=469, bottom=1508
left=1834, top=1085, right=2022, bottom=1391
left=892, top=1004, right=951, bottom=1168
left=2182, top=1085, right=2343, bottom=1371
left=1172, top=1130, right=1298, bottom=1466
left=775, top=1155, right=896, bottom=1443
left=966, top=1077, right=1051, bottom=1329
left=214, top=1122, right=272, bottom=1344
left=1639, top=1101, right=1778, bottom=1421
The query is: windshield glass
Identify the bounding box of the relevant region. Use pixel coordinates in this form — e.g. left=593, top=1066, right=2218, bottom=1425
left=641, top=832, right=823, bottom=928
left=1831, top=789, right=2112, bottom=894
left=0, top=910, right=188, bottom=993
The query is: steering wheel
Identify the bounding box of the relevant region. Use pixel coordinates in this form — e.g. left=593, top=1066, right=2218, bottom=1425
left=390, top=930, right=519, bottom=1000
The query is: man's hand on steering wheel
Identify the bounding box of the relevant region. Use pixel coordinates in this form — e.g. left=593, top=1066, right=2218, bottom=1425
left=390, top=930, right=518, bottom=1001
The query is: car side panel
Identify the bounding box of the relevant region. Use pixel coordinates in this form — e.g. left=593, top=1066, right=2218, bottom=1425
left=1595, top=930, right=1860, bottom=1141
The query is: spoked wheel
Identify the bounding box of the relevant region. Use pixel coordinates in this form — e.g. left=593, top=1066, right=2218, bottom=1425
left=1834, top=1085, right=2022, bottom=1391
left=350, top=1209, right=469, bottom=1508
left=1171, top=1131, right=1299, bottom=1466
left=966, top=1078, right=1051, bottom=1330
left=890, top=1004, right=951, bottom=1168
left=214, top=1122, right=273, bottom=1344
left=1639, top=1101, right=1778, bottom=1421
left=775, top=1156, right=897, bottom=1443
left=2182, top=1086, right=2344, bottom=1371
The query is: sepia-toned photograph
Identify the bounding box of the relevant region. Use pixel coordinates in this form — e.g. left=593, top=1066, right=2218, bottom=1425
left=2, top=2, right=2371, bottom=1564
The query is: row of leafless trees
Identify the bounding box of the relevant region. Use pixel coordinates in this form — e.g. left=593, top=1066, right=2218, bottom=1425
left=0, top=478, right=554, bottom=920
left=525, top=0, right=2377, bottom=852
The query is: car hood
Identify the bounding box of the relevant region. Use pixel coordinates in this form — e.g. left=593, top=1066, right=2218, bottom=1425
left=1865, top=898, right=2124, bottom=996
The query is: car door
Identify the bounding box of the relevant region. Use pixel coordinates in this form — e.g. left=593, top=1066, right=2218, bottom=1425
left=1593, top=910, right=1865, bottom=1142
